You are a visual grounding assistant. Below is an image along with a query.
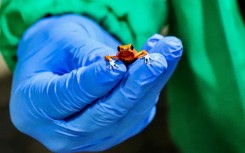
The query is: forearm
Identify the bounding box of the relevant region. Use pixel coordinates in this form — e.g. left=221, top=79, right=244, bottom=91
left=0, top=53, right=11, bottom=80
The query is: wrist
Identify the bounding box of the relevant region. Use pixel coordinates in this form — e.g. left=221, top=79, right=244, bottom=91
left=0, top=52, right=11, bottom=80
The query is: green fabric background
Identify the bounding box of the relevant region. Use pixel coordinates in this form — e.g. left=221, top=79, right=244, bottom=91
left=168, top=0, right=245, bottom=153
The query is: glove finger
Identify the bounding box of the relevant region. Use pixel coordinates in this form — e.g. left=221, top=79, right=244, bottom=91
left=114, top=107, right=156, bottom=144
left=66, top=37, right=119, bottom=70
left=142, top=34, right=183, bottom=60
left=27, top=59, right=126, bottom=119
left=68, top=107, right=156, bottom=152
left=149, top=36, right=183, bottom=60
left=141, top=34, right=164, bottom=51
left=65, top=53, right=167, bottom=131
left=129, top=36, right=183, bottom=114
left=18, top=15, right=121, bottom=74
left=54, top=14, right=121, bottom=49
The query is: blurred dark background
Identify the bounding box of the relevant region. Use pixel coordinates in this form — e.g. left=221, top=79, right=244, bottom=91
left=0, top=75, right=179, bottom=153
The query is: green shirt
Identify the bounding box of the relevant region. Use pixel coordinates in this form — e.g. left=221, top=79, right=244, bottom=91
left=168, top=0, right=245, bottom=153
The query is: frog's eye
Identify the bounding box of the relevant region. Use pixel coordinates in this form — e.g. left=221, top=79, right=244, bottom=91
left=130, top=45, right=134, bottom=50
left=117, top=46, right=120, bottom=51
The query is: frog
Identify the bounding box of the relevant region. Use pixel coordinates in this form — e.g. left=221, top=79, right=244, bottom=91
left=105, top=44, right=151, bottom=69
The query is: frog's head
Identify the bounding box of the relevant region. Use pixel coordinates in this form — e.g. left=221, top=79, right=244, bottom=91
left=117, top=44, right=134, bottom=53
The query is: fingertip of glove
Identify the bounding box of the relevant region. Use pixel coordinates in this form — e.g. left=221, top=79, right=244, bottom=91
left=146, top=36, right=183, bottom=61
left=108, top=62, right=127, bottom=78
left=127, top=53, right=167, bottom=85
left=147, top=53, right=168, bottom=76
left=142, top=34, right=164, bottom=51
left=99, top=60, right=127, bottom=80
left=163, top=36, right=183, bottom=59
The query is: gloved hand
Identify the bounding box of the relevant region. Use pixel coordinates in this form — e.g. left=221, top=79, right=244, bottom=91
left=10, top=14, right=182, bottom=152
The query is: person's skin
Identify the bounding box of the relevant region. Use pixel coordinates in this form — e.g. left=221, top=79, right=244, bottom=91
left=0, top=53, right=12, bottom=108
left=0, top=53, right=11, bottom=80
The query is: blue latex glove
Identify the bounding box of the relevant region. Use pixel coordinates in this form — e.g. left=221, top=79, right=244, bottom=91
left=10, top=14, right=182, bottom=152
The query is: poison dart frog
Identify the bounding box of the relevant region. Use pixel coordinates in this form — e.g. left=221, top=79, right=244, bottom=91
left=105, top=44, right=151, bottom=69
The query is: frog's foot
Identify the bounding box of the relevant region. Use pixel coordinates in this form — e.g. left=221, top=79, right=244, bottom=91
left=108, top=59, right=118, bottom=69
left=141, top=53, right=152, bottom=64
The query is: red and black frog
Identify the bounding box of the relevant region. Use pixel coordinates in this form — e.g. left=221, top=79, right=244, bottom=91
left=105, top=44, right=151, bottom=69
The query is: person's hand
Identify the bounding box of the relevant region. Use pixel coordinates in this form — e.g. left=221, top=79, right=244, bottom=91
left=10, top=14, right=182, bottom=152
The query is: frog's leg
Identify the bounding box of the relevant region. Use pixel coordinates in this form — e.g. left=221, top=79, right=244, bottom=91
left=136, top=50, right=152, bottom=64
left=105, top=55, right=118, bottom=69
